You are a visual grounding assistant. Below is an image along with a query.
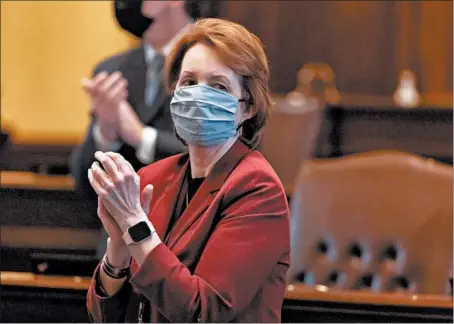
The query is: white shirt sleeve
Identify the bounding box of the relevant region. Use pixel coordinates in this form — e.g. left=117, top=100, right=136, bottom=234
left=93, top=122, right=122, bottom=152
left=135, top=126, right=158, bottom=165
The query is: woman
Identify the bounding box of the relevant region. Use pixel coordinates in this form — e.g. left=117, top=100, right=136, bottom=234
left=86, top=18, right=290, bottom=323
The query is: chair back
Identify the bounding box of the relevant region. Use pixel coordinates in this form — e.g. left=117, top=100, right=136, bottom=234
left=260, top=95, right=323, bottom=195
left=287, top=151, right=453, bottom=295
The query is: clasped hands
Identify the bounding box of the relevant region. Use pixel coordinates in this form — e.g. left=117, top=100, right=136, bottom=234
left=82, top=72, right=144, bottom=148
left=88, top=151, right=154, bottom=265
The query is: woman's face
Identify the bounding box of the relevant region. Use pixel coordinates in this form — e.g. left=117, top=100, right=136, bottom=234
left=176, top=43, right=249, bottom=123
left=141, top=1, right=170, bottom=19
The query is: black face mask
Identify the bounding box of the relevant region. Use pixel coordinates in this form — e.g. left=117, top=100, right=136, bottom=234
left=114, top=0, right=153, bottom=38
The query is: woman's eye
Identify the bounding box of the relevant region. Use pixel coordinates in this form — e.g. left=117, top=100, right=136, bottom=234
left=181, top=79, right=196, bottom=86
left=213, top=83, right=228, bottom=91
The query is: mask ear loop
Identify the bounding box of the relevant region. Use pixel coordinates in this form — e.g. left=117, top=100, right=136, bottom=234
left=236, top=96, right=255, bottom=131
left=236, top=121, right=245, bottom=132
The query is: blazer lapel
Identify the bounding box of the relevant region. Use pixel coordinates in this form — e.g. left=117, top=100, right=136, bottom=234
left=131, top=155, right=189, bottom=275
left=166, top=140, right=252, bottom=250
left=148, top=155, right=189, bottom=239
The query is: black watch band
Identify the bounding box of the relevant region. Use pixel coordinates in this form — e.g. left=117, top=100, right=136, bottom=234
left=101, top=255, right=131, bottom=279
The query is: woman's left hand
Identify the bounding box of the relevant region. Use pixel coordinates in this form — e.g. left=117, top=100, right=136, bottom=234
left=88, top=151, right=148, bottom=232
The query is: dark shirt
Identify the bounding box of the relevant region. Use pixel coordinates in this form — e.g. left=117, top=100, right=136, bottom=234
left=184, top=174, right=205, bottom=211
left=165, top=170, right=205, bottom=241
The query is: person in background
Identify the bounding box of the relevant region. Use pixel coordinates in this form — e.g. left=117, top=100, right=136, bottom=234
left=86, top=18, right=291, bottom=323
left=71, top=0, right=219, bottom=195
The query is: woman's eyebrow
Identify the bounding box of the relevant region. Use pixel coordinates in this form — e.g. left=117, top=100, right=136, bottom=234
left=209, top=74, right=232, bottom=86
left=179, top=70, right=195, bottom=78
left=179, top=70, right=233, bottom=86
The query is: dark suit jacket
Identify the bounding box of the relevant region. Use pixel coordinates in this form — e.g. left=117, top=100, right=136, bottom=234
left=86, top=140, right=291, bottom=323
left=71, top=45, right=186, bottom=194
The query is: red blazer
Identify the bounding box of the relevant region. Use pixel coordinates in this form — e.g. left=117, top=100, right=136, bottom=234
left=87, top=140, right=290, bottom=323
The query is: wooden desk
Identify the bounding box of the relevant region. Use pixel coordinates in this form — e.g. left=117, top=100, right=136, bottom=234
left=1, top=171, right=74, bottom=190
left=1, top=142, right=76, bottom=174
left=0, top=171, right=98, bottom=229
left=1, top=171, right=100, bottom=275
left=1, top=271, right=91, bottom=290
left=1, top=271, right=91, bottom=323
left=2, top=272, right=452, bottom=323
left=283, top=284, right=453, bottom=322
left=1, top=226, right=99, bottom=250
left=317, top=94, right=453, bottom=164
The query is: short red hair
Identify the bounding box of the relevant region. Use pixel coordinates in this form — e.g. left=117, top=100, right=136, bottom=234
left=165, top=18, right=272, bottom=149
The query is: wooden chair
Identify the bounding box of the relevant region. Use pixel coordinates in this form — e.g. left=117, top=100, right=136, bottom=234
left=260, top=95, right=324, bottom=196
left=287, top=151, right=453, bottom=295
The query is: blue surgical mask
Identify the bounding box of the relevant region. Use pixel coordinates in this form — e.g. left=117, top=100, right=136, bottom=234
left=170, top=84, right=242, bottom=147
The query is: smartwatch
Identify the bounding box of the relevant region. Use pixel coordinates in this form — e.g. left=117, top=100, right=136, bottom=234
left=123, top=220, right=154, bottom=245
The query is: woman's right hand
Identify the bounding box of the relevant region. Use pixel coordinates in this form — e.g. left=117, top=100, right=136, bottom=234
left=98, top=197, right=131, bottom=268
left=96, top=182, right=155, bottom=268
left=96, top=198, right=130, bottom=297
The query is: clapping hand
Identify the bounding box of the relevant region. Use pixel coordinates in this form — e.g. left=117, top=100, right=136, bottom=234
left=88, top=151, right=154, bottom=234
left=93, top=156, right=154, bottom=267
left=82, top=72, right=145, bottom=148
left=81, top=72, right=128, bottom=142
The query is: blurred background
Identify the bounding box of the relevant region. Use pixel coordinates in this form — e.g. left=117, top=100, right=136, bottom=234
left=1, top=1, right=452, bottom=143
left=1, top=1, right=452, bottom=323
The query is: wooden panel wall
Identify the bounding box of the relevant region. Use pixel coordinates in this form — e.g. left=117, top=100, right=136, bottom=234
left=221, top=1, right=453, bottom=96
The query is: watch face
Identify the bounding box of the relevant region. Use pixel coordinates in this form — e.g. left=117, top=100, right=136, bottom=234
left=129, top=221, right=152, bottom=242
